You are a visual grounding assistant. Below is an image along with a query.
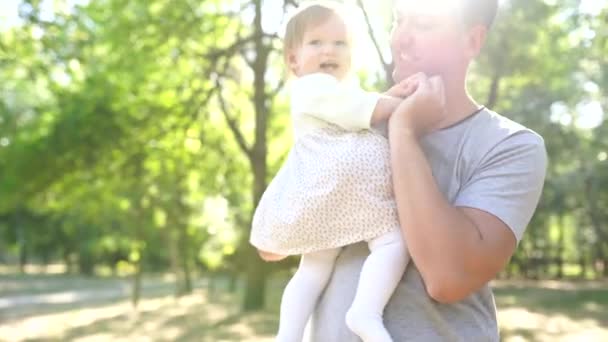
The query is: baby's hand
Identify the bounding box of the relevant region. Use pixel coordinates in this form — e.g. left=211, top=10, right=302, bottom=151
left=384, top=78, right=417, bottom=98
left=258, top=249, right=288, bottom=262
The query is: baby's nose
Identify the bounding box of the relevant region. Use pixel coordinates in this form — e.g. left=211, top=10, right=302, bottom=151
left=322, top=43, right=335, bottom=54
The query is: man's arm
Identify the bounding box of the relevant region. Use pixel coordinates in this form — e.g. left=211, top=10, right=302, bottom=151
left=388, top=129, right=517, bottom=303
left=387, top=76, right=546, bottom=303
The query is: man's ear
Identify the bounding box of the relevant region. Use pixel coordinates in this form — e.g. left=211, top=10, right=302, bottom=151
left=465, top=25, right=488, bottom=58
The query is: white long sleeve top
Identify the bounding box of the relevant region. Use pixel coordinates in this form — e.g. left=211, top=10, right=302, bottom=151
left=289, top=73, right=381, bottom=139
left=250, top=73, right=398, bottom=255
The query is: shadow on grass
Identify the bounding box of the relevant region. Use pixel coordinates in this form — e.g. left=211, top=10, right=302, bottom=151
left=0, top=285, right=177, bottom=323
left=11, top=288, right=277, bottom=342
left=494, top=281, right=608, bottom=341
left=184, top=311, right=277, bottom=342
left=21, top=312, right=131, bottom=342
left=494, top=284, right=608, bottom=325
left=500, top=328, right=537, bottom=341
left=0, top=273, right=126, bottom=297
left=5, top=274, right=607, bottom=342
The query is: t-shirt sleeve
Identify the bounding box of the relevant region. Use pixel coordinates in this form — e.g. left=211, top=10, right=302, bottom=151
left=290, top=73, right=380, bottom=130
left=454, top=131, right=547, bottom=242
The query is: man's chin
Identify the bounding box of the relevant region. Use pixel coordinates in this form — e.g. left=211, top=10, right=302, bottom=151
left=393, top=67, right=439, bottom=83
left=392, top=69, right=418, bottom=83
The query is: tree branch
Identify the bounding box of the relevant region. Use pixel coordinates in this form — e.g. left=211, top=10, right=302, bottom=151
left=203, top=34, right=254, bottom=61
left=242, top=50, right=255, bottom=70
left=271, top=77, right=286, bottom=97
left=283, top=0, right=298, bottom=11
left=486, top=70, right=501, bottom=109
left=356, top=0, right=393, bottom=84
left=215, top=79, right=253, bottom=159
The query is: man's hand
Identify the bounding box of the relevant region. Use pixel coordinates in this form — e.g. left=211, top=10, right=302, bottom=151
left=389, top=73, right=447, bottom=138
left=370, top=77, right=418, bottom=124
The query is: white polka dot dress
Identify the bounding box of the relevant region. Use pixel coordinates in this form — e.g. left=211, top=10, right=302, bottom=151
left=250, top=124, right=399, bottom=255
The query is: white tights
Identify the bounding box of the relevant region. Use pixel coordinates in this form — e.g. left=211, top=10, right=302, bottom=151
left=276, top=230, right=409, bottom=342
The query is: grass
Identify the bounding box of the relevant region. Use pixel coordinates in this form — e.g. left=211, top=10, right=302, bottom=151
left=1, top=273, right=607, bottom=342
left=494, top=279, right=608, bottom=341
left=0, top=274, right=276, bottom=342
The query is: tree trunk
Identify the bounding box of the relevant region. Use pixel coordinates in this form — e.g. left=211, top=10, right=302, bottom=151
left=176, top=185, right=193, bottom=295
left=228, top=272, right=239, bottom=293
left=15, top=211, right=27, bottom=274
left=19, top=247, right=27, bottom=273
left=604, top=253, right=608, bottom=278
left=244, top=261, right=267, bottom=311
left=132, top=256, right=143, bottom=308
left=63, top=249, right=73, bottom=274
left=159, top=162, right=183, bottom=297
left=579, top=255, right=587, bottom=279
left=179, top=227, right=193, bottom=295
left=556, top=215, right=565, bottom=279
left=486, top=69, right=501, bottom=109
left=596, top=245, right=608, bottom=278
left=131, top=153, right=146, bottom=308
left=169, top=229, right=182, bottom=296
left=520, top=258, right=530, bottom=279
left=242, top=0, right=271, bottom=312
left=243, top=158, right=269, bottom=311
left=584, top=174, right=607, bottom=278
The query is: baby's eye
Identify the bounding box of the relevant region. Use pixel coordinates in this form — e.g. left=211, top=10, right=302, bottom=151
left=334, top=40, right=347, bottom=47
left=308, top=40, right=322, bottom=46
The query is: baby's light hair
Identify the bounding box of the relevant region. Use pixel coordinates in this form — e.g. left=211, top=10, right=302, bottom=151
left=282, top=1, right=353, bottom=73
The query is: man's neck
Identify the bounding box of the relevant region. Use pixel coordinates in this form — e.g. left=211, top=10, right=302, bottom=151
left=439, top=74, right=482, bottom=129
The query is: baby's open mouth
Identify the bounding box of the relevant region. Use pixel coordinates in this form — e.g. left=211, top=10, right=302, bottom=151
left=320, top=62, right=339, bottom=72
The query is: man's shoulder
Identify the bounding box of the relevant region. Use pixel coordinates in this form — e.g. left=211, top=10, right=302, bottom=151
left=427, top=108, right=544, bottom=156
left=467, top=108, right=545, bottom=154
left=425, top=108, right=547, bottom=174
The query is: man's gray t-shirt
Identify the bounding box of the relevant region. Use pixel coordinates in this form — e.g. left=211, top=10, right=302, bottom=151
left=310, top=108, right=547, bottom=341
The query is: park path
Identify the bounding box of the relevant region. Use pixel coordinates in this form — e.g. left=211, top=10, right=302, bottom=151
left=2, top=282, right=143, bottom=310
left=0, top=277, right=204, bottom=322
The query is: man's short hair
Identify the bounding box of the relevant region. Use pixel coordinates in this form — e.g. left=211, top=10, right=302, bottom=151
left=461, top=0, right=498, bottom=28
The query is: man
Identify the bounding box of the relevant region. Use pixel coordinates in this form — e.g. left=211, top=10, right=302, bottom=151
left=311, top=0, right=547, bottom=340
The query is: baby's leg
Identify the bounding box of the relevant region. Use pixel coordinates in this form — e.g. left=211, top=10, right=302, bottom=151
left=345, top=230, right=409, bottom=342
left=277, top=248, right=341, bottom=342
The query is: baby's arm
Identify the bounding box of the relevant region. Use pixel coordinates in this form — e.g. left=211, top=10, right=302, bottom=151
left=292, top=74, right=416, bottom=130
left=371, top=79, right=418, bottom=123
left=291, top=74, right=386, bottom=130
left=370, top=96, right=402, bottom=124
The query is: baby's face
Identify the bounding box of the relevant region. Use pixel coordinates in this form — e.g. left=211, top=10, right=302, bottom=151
left=288, top=15, right=352, bottom=81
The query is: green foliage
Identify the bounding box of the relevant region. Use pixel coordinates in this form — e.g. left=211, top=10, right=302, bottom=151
left=0, top=0, right=607, bottom=311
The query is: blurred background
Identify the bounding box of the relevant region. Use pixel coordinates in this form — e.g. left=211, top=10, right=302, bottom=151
left=0, top=0, right=607, bottom=341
